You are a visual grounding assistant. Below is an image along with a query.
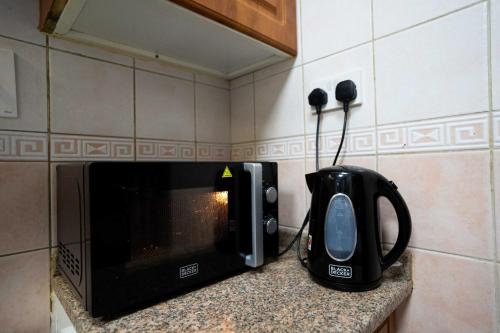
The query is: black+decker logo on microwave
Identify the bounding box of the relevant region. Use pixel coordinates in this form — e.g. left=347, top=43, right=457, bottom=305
left=329, top=264, right=352, bottom=278
left=179, top=263, right=199, bottom=279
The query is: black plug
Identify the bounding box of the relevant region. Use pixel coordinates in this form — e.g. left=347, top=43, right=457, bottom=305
left=308, top=88, right=328, bottom=114
left=335, top=80, right=357, bottom=112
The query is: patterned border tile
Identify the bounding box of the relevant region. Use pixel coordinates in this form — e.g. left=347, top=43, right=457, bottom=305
left=256, top=137, right=305, bottom=161
left=136, top=139, right=195, bottom=161
left=0, top=131, right=48, bottom=160
left=378, top=113, right=489, bottom=153
left=51, top=134, right=134, bottom=161
left=196, top=143, right=231, bottom=161
left=493, top=111, right=500, bottom=147
left=306, top=128, right=376, bottom=157
left=231, top=143, right=256, bottom=161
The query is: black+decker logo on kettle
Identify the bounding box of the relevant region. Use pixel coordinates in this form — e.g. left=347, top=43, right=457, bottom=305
left=329, top=264, right=352, bottom=278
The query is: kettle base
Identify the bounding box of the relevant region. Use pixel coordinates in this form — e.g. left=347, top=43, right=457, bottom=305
left=309, top=271, right=381, bottom=292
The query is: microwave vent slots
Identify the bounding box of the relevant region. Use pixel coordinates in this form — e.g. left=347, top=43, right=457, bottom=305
left=58, top=242, right=80, bottom=278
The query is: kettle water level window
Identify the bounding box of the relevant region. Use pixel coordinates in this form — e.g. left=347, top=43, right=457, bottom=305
left=324, top=193, right=357, bottom=262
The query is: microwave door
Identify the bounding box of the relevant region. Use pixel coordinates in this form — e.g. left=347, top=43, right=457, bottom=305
left=88, top=163, right=253, bottom=315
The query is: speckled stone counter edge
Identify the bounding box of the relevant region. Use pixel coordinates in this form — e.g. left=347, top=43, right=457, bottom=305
left=52, top=228, right=412, bottom=333
left=278, top=227, right=413, bottom=333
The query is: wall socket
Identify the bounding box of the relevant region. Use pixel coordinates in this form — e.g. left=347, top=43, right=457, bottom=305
left=0, top=48, right=18, bottom=119
left=310, top=69, right=363, bottom=114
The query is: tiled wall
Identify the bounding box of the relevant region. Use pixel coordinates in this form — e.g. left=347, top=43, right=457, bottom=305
left=1, top=0, right=499, bottom=332
left=230, top=0, right=500, bottom=332
left=0, top=1, right=231, bottom=331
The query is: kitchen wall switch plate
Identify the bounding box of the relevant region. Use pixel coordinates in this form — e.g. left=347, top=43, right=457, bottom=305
left=0, top=48, right=18, bottom=119
left=310, top=69, right=363, bottom=113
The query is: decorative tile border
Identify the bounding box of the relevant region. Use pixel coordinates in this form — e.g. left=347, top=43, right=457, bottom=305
left=378, top=113, right=490, bottom=153
left=494, top=111, right=500, bottom=147
left=51, top=134, right=134, bottom=161
left=231, top=143, right=256, bottom=161
left=306, top=127, right=376, bottom=157
left=136, top=139, right=195, bottom=161
left=256, top=136, right=305, bottom=160
left=0, top=131, right=48, bottom=160
left=196, top=143, right=231, bottom=161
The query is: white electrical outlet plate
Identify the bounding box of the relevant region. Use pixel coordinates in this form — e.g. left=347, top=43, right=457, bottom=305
left=0, top=48, right=18, bottom=119
left=310, top=69, right=363, bottom=113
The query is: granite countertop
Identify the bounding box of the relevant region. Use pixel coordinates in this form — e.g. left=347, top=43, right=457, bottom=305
left=53, top=247, right=412, bottom=333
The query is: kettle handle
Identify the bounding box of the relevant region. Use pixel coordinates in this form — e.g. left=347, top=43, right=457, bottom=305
left=377, top=179, right=412, bottom=270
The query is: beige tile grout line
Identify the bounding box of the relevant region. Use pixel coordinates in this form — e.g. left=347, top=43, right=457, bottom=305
left=0, top=33, right=45, bottom=47
left=227, top=78, right=232, bottom=160
left=370, top=0, right=379, bottom=173
left=404, top=245, right=496, bottom=264
left=372, top=0, right=486, bottom=42
left=298, top=0, right=309, bottom=227
left=251, top=72, right=257, bottom=161
left=193, top=75, right=198, bottom=161
left=133, top=58, right=137, bottom=161
left=45, top=34, right=54, bottom=315
left=486, top=0, right=499, bottom=331
left=0, top=246, right=51, bottom=259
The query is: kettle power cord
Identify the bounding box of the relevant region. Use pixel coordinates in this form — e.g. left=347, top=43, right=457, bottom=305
left=277, top=88, right=327, bottom=257
left=278, top=81, right=357, bottom=267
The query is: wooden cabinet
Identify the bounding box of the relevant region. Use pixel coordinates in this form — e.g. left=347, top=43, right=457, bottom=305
left=38, top=0, right=297, bottom=78
left=374, top=312, right=396, bottom=333
left=170, top=0, right=297, bottom=55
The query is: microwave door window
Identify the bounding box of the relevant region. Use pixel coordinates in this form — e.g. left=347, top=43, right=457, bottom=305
left=129, top=187, right=230, bottom=265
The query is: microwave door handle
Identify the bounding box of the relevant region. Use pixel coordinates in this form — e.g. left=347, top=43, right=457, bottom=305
left=243, top=163, right=264, bottom=268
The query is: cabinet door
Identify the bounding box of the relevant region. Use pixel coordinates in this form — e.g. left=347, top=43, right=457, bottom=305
left=170, top=0, right=297, bottom=56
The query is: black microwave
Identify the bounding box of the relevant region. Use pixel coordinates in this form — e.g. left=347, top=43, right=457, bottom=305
left=56, top=162, right=278, bottom=317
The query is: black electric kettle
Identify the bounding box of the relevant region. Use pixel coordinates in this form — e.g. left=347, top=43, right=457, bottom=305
left=305, top=165, right=411, bottom=291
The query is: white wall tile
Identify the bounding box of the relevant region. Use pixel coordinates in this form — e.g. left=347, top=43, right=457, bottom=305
left=136, top=70, right=195, bottom=141
left=50, top=50, right=134, bottom=137
left=230, top=84, right=254, bottom=143
left=0, top=250, right=50, bottom=333
left=495, top=150, right=500, bottom=259
left=195, top=84, right=230, bottom=143
left=0, top=163, right=48, bottom=255
left=492, top=0, right=500, bottom=110
left=0, top=37, right=47, bottom=132
left=395, top=249, right=495, bottom=333
left=254, top=68, right=304, bottom=140
left=373, top=0, right=477, bottom=37
left=379, top=151, right=493, bottom=260
left=49, top=37, right=133, bottom=66
left=303, top=44, right=375, bottom=133
left=0, top=0, right=45, bottom=45
left=278, top=159, right=306, bottom=228
left=301, top=0, right=372, bottom=63
left=375, top=4, right=488, bottom=125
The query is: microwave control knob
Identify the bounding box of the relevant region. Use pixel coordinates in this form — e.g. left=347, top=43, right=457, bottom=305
left=264, top=217, right=278, bottom=235
left=265, top=186, right=278, bottom=204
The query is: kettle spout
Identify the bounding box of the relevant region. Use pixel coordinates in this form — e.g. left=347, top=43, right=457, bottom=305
left=305, top=172, right=317, bottom=193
